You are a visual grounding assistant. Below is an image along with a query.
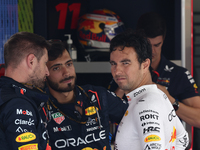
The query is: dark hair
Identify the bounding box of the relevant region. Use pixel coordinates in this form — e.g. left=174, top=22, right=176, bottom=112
left=136, top=12, right=166, bottom=39
left=48, top=41, right=68, bottom=61
left=110, top=29, right=152, bottom=66
left=4, top=32, right=50, bottom=69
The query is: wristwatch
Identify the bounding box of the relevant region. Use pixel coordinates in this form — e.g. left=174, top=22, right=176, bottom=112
left=172, top=100, right=179, bottom=111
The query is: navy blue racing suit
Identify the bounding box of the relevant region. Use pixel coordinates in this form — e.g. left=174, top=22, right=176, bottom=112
left=0, top=76, right=50, bottom=150
left=40, top=84, right=128, bottom=150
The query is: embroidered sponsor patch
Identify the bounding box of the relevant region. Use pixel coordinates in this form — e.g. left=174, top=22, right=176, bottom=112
left=144, top=135, right=161, bottom=142
left=18, top=143, right=38, bottom=150
left=51, top=112, right=65, bottom=124
left=85, top=106, right=98, bottom=116
left=16, top=132, right=36, bottom=143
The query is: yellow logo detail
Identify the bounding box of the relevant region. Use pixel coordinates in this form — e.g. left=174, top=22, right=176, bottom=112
left=18, top=143, right=38, bottom=150
left=144, top=135, right=161, bottom=142
left=16, top=132, right=36, bottom=143
left=85, top=106, right=98, bottom=116
left=169, top=126, right=176, bottom=143
left=124, top=110, right=128, bottom=116
left=194, top=83, right=198, bottom=89
left=81, top=147, right=98, bottom=150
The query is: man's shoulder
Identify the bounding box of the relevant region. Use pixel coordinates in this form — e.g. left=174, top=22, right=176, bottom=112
left=78, top=84, right=107, bottom=92
left=160, top=58, right=188, bottom=74
left=2, top=97, right=37, bottom=115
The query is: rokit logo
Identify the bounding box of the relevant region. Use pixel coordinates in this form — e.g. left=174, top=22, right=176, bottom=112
left=16, top=109, right=33, bottom=116
left=53, top=125, right=72, bottom=132
left=140, top=114, right=159, bottom=121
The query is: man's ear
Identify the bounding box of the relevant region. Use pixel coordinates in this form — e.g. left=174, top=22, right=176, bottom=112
left=143, top=58, right=150, bottom=70
left=26, top=54, right=36, bottom=69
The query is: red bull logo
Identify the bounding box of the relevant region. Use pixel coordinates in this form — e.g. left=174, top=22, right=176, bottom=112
left=169, top=126, right=176, bottom=143
left=79, top=20, right=95, bottom=31
left=79, top=31, right=107, bottom=42
left=157, top=79, right=170, bottom=83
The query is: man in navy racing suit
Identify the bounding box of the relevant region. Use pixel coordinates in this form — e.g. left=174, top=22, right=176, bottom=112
left=40, top=41, right=128, bottom=150
left=0, top=32, right=51, bottom=150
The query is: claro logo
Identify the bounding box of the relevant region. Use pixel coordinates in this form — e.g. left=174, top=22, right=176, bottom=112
left=16, top=132, right=36, bottom=142
left=134, top=88, right=146, bottom=97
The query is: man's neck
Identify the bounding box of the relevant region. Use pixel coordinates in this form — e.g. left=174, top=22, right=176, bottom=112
left=125, top=72, right=153, bottom=95
left=151, top=59, right=161, bottom=71
left=49, top=88, right=75, bottom=104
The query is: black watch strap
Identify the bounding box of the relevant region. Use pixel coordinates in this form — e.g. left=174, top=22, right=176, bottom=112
left=172, top=100, right=179, bottom=111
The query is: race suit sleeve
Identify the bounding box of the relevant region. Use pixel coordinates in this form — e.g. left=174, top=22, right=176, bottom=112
left=2, top=98, right=46, bottom=150
left=175, top=116, right=189, bottom=150
left=133, top=102, right=166, bottom=150
left=106, top=90, right=128, bottom=124
left=171, top=69, right=199, bottom=101
left=134, top=100, right=189, bottom=150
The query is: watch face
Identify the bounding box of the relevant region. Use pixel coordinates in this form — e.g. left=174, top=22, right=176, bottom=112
left=173, top=105, right=178, bottom=111
left=173, top=101, right=179, bottom=111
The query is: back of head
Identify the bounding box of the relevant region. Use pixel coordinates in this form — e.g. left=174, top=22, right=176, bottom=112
left=110, top=29, right=152, bottom=65
left=136, top=12, right=166, bottom=39
left=4, top=32, right=50, bottom=69
left=48, top=40, right=68, bottom=61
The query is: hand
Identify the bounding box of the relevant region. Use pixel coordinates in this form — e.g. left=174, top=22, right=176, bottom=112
left=156, top=84, right=175, bottom=104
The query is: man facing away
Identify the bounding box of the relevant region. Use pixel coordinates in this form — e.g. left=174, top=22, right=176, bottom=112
left=110, top=30, right=189, bottom=150
left=40, top=41, right=128, bottom=150
left=0, top=32, right=51, bottom=150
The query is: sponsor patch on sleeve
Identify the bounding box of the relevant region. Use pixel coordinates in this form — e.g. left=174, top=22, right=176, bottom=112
left=16, top=132, right=36, bottom=143
left=144, top=134, right=161, bottom=142
left=18, top=143, right=38, bottom=150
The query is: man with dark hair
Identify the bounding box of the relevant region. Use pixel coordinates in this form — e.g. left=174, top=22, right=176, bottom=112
left=110, top=30, right=189, bottom=150
left=40, top=41, right=128, bottom=150
left=136, top=12, right=200, bottom=128
left=0, top=32, right=51, bottom=150
left=110, top=12, right=200, bottom=128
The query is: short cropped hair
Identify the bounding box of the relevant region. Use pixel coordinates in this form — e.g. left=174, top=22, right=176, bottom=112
left=110, top=29, right=152, bottom=66
left=136, top=12, right=166, bottom=39
left=47, top=41, right=68, bottom=61
left=4, top=32, right=50, bottom=69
